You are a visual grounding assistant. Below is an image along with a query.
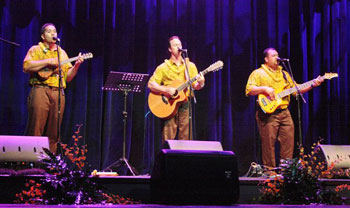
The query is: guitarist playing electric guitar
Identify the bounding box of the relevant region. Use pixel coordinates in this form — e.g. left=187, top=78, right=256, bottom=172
left=147, top=36, right=205, bottom=143
left=245, top=48, right=325, bottom=170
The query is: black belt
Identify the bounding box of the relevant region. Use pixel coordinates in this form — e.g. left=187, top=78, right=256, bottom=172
left=33, top=84, right=60, bottom=90
left=274, top=108, right=286, bottom=114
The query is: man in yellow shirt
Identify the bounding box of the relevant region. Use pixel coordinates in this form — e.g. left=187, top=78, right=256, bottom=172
left=246, top=48, right=323, bottom=168
left=148, top=36, right=205, bottom=143
left=23, top=23, right=84, bottom=154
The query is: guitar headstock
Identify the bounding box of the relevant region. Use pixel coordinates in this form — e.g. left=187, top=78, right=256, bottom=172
left=82, top=52, right=93, bottom=60
left=324, top=72, right=338, bottom=80
left=207, top=60, right=224, bottom=72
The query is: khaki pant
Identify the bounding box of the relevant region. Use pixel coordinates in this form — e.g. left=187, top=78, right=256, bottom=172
left=256, top=108, right=294, bottom=168
left=162, top=102, right=191, bottom=143
left=25, top=85, right=65, bottom=154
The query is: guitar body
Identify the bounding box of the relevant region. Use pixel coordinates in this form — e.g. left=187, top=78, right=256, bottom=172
left=37, top=68, right=57, bottom=80
left=148, top=80, right=188, bottom=119
left=258, top=93, right=288, bottom=114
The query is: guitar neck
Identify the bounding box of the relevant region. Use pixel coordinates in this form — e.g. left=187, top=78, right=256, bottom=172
left=60, top=56, right=79, bottom=65
left=278, top=75, right=324, bottom=98
left=177, top=68, right=211, bottom=91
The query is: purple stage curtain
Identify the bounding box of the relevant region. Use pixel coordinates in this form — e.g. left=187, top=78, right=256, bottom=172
left=0, top=0, right=348, bottom=175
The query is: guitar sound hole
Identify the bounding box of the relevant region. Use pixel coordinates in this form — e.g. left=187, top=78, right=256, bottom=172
left=161, top=95, right=169, bottom=104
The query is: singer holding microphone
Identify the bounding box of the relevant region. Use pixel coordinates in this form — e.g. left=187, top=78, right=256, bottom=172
left=148, top=36, right=205, bottom=143
left=245, top=47, right=323, bottom=171
left=23, top=23, right=84, bottom=154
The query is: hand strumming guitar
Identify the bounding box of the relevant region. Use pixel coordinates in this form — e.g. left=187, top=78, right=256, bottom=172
left=47, top=57, right=59, bottom=69
left=165, top=86, right=177, bottom=97
left=264, top=86, right=275, bottom=100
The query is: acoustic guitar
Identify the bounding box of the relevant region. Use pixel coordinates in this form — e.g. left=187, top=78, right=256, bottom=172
left=257, top=72, right=338, bottom=113
left=37, top=52, right=93, bottom=80
left=148, top=60, right=224, bottom=119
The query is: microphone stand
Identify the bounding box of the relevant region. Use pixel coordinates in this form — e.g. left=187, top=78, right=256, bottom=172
left=55, top=40, right=64, bottom=157
left=0, top=37, right=20, bottom=47
left=280, top=60, right=305, bottom=147
left=181, top=51, right=196, bottom=140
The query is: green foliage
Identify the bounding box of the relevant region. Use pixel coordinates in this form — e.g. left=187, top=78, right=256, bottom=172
left=38, top=148, right=106, bottom=204
left=15, top=125, right=138, bottom=205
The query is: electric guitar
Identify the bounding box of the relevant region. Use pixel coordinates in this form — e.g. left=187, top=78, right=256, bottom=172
left=148, top=60, right=224, bottom=119
left=257, top=72, right=338, bottom=113
left=37, top=52, right=93, bottom=80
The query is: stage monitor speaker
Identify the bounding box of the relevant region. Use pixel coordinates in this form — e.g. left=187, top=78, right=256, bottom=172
left=316, top=145, right=350, bottom=169
left=151, top=148, right=239, bottom=205
left=0, top=135, right=49, bottom=162
left=164, top=139, right=223, bottom=151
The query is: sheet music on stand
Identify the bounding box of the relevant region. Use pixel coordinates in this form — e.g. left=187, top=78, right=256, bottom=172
left=102, top=71, right=149, bottom=175
left=102, top=71, right=149, bottom=93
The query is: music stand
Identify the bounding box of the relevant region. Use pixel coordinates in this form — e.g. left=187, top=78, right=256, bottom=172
left=102, top=71, right=149, bottom=175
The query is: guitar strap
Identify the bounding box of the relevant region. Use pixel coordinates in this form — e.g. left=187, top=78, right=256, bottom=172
left=282, top=70, right=292, bottom=87
left=184, top=58, right=195, bottom=98
left=184, top=57, right=190, bottom=82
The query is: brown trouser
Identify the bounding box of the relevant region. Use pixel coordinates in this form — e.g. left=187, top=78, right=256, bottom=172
left=25, top=85, right=65, bottom=154
left=162, top=102, right=191, bottom=143
left=256, top=108, right=294, bottom=168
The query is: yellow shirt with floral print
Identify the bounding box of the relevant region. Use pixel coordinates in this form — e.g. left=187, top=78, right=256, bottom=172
left=245, top=64, right=295, bottom=109
left=23, top=42, right=72, bottom=88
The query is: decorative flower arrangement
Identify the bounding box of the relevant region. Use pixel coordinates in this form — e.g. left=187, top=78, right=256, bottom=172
left=15, top=125, right=139, bottom=205
left=258, top=141, right=350, bottom=205
left=60, top=124, right=87, bottom=170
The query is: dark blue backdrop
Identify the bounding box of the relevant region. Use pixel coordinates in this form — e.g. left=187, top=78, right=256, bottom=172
left=0, top=0, right=348, bottom=175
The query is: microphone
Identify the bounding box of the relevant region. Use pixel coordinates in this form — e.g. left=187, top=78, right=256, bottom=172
left=53, top=37, right=60, bottom=42
left=178, top=47, right=187, bottom=53
left=277, top=57, right=289, bottom=61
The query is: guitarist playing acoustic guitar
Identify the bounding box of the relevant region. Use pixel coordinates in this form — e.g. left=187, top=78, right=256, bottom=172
left=147, top=36, right=205, bottom=143
left=245, top=48, right=326, bottom=170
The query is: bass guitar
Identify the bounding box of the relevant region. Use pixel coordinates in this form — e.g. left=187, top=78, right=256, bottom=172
left=148, top=60, right=223, bottom=119
left=257, top=72, right=338, bottom=113
left=37, top=52, right=93, bottom=80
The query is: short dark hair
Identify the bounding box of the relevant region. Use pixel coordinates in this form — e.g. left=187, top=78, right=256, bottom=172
left=263, top=47, right=277, bottom=58
left=168, top=36, right=181, bottom=48
left=40, top=23, right=55, bottom=34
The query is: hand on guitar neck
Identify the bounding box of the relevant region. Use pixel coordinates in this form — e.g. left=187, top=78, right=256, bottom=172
left=310, top=75, right=323, bottom=88
left=73, top=52, right=84, bottom=68
left=194, top=72, right=205, bottom=90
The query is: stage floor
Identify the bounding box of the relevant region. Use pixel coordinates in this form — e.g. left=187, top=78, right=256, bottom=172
left=1, top=174, right=350, bottom=206
left=0, top=204, right=350, bottom=208
left=0, top=204, right=349, bottom=208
